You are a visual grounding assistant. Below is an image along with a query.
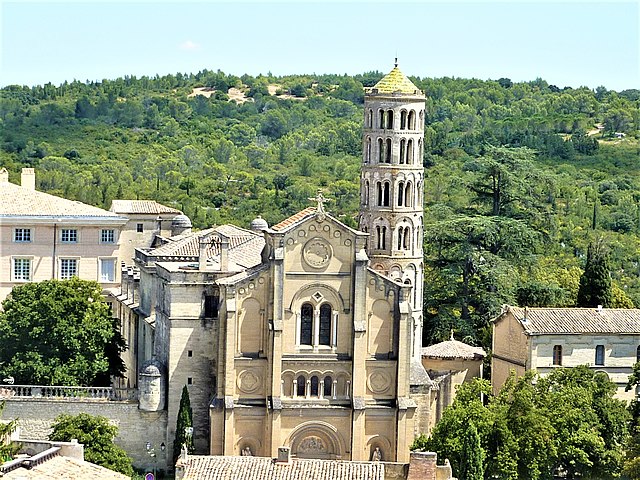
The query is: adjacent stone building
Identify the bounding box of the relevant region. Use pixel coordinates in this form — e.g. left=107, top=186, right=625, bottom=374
left=492, top=305, right=640, bottom=401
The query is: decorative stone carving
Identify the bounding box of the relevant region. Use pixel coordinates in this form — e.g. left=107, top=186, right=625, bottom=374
left=237, top=370, right=261, bottom=394
left=298, top=436, right=327, bottom=454
left=368, top=370, right=392, bottom=394
left=303, top=238, right=332, bottom=268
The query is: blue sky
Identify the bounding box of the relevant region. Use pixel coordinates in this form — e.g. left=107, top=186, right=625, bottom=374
left=1, top=1, right=638, bottom=91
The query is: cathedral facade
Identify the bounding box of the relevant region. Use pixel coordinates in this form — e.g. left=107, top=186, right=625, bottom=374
left=118, top=64, right=432, bottom=464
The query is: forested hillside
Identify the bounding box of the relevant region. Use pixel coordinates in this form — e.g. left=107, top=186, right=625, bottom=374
left=1, top=69, right=639, bottom=348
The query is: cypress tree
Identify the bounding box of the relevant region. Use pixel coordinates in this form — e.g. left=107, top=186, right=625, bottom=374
left=173, top=385, right=195, bottom=465
left=577, top=240, right=612, bottom=307
left=459, top=422, right=484, bottom=480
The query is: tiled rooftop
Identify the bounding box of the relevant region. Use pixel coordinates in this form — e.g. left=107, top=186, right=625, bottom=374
left=271, top=207, right=317, bottom=231
left=110, top=199, right=182, bottom=214
left=0, top=182, right=124, bottom=219
left=422, top=338, right=486, bottom=360
left=369, top=65, right=422, bottom=95
left=506, top=306, right=640, bottom=334
left=1, top=455, right=129, bottom=479
left=178, top=455, right=385, bottom=480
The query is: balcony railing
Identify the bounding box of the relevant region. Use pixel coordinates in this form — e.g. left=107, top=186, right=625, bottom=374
left=0, top=385, right=137, bottom=401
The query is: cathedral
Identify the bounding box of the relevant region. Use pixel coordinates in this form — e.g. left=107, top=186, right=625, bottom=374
left=116, top=63, right=435, bottom=464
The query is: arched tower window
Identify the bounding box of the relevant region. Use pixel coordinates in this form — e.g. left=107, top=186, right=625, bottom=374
left=324, top=376, right=332, bottom=397
left=386, top=109, right=393, bottom=129
left=400, top=110, right=407, bottom=130
left=319, top=304, right=332, bottom=346
left=418, top=139, right=423, bottom=164
left=382, top=182, right=390, bottom=206
left=385, top=139, right=392, bottom=163
left=378, top=109, right=384, bottom=129
left=397, top=227, right=404, bottom=250
left=377, top=138, right=384, bottom=163
left=399, top=139, right=406, bottom=164
left=376, top=182, right=383, bottom=206
left=407, top=139, right=414, bottom=164
left=403, top=227, right=411, bottom=250
left=300, top=303, right=313, bottom=346
left=419, top=110, right=424, bottom=129
left=397, top=182, right=405, bottom=206
left=376, top=226, right=387, bottom=250
left=296, top=375, right=306, bottom=397
left=408, top=110, right=416, bottom=130
left=367, top=109, right=373, bottom=128
left=365, top=137, right=371, bottom=163
left=310, top=376, right=319, bottom=396
left=364, top=180, right=370, bottom=206
left=404, top=181, right=412, bottom=207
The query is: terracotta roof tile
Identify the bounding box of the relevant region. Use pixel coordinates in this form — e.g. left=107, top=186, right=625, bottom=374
left=0, top=182, right=124, bottom=219
left=422, top=339, right=486, bottom=360
left=505, top=306, right=640, bottom=334
left=110, top=199, right=181, bottom=214
left=179, top=455, right=385, bottom=480
left=271, top=207, right=316, bottom=232
left=2, top=455, right=129, bottom=479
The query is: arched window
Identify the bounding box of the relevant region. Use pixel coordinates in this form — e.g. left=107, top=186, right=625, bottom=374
left=324, top=376, right=332, bottom=398
left=418, top=139, right=423, bottom=164
left=397, top=182, right=405, bottom=206
left=407, top=139, right=414, bottom=164
left=399, top=139, right=406, bottom=164
left=377, top=138, right=384, bottom=163
left=364, top=181, right=370, bottom=206
left=386, top=110, right=393, bottom=129
left=300, top=303, right=313, bottom=346
left=377, top=182, right=383, bottom=206
left=365, top=137, right=371, bottom=163
left=296, top=375, right=306, bottom=397
left=367, top=109, right=373, bottom=128
left=382, top=182, right=390, bottom=206
left=385, top=138, right=392, bottom=163
left=311, top=376, right=319, bottom=397
left=419, top=110, right=424, bottom=129
left=378, top=110, right=384, bottom=129
left=403, top=227, right=410, bottom=250
left=404, top=182, right=412, bottom=207
left=397, top=227, right=403, bottom=250
left=408, top=110, right=416, bottom=130
left=376, top=226, right=386, bottom=250
left=400, top=110, right=407, bottom=130
left=595, top=345, right=605, bottom=366
left=553, top=345, right=562, bottom=366
left=319, top=304, right=332, bottom=346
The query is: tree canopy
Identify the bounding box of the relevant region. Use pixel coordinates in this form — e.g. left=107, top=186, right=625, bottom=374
left=0, top=278, right=126, bottom=386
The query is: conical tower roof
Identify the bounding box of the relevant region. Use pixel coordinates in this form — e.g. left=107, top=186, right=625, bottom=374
left=370, top=62, right=422, bottom=95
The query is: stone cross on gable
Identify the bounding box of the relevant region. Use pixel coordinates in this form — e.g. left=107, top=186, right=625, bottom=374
left=309, top=190, right=329, bottom=213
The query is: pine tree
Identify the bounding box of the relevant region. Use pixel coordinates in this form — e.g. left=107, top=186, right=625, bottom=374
left=577, top=240, right=613, bottom=308
left=459, top=422, right=484, bottom=480
left=173, top=385, right=195, bottom=465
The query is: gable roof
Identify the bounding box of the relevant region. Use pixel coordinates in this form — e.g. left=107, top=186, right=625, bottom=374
left=271, top=207, right=317, bottom=231
left=110, top=199, right=182, bottom=215
left=178, top=455, right=384, bottom=480
left=369, top=65, right=423, bottom=96
left=1, top=454, right=129, bottom=479
left=422, top=338, right=486, bottom=360
left=0, top=182, right=125, bottom=222
left=503, top=305, right=640, bottom=335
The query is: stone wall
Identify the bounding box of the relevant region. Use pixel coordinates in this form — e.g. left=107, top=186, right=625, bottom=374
left=0, top=397, right=168, bottom=469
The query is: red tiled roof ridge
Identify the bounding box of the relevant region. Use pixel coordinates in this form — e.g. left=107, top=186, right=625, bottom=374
left=271, top=207, right=316, bottom=231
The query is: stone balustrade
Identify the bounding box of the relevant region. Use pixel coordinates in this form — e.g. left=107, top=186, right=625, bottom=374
left=0, top=385, right=137, bottom=401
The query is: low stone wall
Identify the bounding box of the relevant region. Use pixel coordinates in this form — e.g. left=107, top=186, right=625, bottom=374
left=0, top=397, right=168, bottom=469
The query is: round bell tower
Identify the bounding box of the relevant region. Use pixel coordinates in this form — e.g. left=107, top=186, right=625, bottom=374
left=359, top=61, right=426, bottom=362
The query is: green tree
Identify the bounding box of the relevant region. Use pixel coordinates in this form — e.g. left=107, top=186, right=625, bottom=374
left=173, top=385, right=195, bottom=464
left=0, top=401, right=18, bottom=462
left=49, top=413, right=133, bottom=476
left=459, top=422, right=484, bottom=480
left=0, top=278, right=126, bottom=386
left=577, top=240, right=613, bottom=307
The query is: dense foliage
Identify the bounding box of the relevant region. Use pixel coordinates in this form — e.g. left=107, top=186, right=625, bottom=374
left=1, top=69, right=639, bottom=348
left=577, top=239, right=613, bottom=307
left=414, top=367, right=630, bottom=480
left=173, top=385, right=195, bottom=465
left=0, top=278, right=126, bottom=386
left=0, top=402, right=18, bottom=462
left=49, top=413, right=133, bottom=475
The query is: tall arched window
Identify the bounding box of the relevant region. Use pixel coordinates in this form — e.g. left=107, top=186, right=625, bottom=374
left=382, top=182, right=390, bottom=206
left=403, top=227, right=410, bottom=250
left=418, top=139, right=423, bottom=164
left=397, top=227, right=404, bottom=250
left=399, top=139, right=406, bottom=164
left=365, top=137, right=371, bottom=163
left=408, top=110, right=416, bottom=130
left=377, top=138, right=384, bottom=163
left=397, top=182, right=405, bottom=206
left=419, top=110, right=424, bottom=129
left=364, top=181, right=370, bottom=206
left=385, top=139, right=392, bottom=163
left=595, top=345, right=605, bottom=366
left=400, top=110, right=407, bottom=130
left=407, top=139, right=414, bottom=164
left=553, top=345, right=562, bottom=366
left=386, top=110, right=393, bottom=129
left=377, top=182, right=383, bottom=206
left=311, top=376, right=319, bottom=396
left=324, top=376, right=332, bottom=398
left=378, top=110, right=384, bottom=129
left=367, top=109, right=373, bottom=128
left=300, top=303, right=313, bottom=346
left=376, top=226, right=386, bottom=250
left=404, top=182, right=412, bottom=207
left=319, top=304, right=332, bottom=346
left=296, top=375, right=306, bottom=397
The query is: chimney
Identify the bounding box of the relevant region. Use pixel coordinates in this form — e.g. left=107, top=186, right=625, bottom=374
left=0, top=168, right=8, bottom=183
left=219, top=234, right=229, bottom=271
left=276, top=446, right=291, bottom=464
left=407, top=451, right=438, bottom=480
left=199, top=236, right=210, bottom=271
left=597, top=305, right=603, bottom=313
left=21, top=168, right=35, bottom=190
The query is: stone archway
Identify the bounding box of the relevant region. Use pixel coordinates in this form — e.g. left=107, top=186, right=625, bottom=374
left=286, top=422, right=345, bottom=460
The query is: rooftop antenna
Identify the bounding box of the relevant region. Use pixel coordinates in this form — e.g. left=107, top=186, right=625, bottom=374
left=394, top=52, right=398, bottom=68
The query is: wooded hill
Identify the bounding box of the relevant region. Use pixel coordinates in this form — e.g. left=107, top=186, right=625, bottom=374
left=1, top=70, right=639, bottom=347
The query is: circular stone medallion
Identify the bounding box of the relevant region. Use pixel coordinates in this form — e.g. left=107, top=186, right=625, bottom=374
left=303, top=238, right=332, bottom=269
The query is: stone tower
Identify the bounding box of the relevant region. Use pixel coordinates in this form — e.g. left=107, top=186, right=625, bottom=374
left=359, top=62, right=426, bottom=364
